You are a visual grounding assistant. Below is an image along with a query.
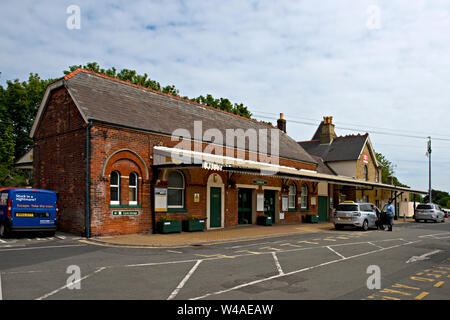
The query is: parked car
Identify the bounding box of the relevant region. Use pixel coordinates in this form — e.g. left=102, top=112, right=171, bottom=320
left=334, top=201, right=377, bottom=231
left=0, top=188, right=58, bottom=238
left=442, top=209, right=449, bottom=218
left=414, top=203, right=445, bottom=223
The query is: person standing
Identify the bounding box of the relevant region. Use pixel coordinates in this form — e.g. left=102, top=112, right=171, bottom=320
left=385, top=200, right=395, bottom=231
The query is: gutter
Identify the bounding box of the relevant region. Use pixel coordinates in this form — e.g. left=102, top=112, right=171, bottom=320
left=86, top=121, right=92, bottom=238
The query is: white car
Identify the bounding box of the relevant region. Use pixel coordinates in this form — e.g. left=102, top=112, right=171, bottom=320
left=334, top=202, right=377, bottom=231
left=414, top=203, right=445, bottom=223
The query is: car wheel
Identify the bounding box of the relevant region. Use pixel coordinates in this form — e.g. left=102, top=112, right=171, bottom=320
left=362, top=220, right=369, bottom=231
left=415, top=219, right=420, bottom=223
left=335, top=224, right=343, bottom=230
left=0, top=223, right=9, bottom=239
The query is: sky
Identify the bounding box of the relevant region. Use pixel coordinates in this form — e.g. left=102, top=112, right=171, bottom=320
left=1, top=0, right=450, bottom=193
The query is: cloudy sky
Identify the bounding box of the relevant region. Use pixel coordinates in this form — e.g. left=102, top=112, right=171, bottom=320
left=1, top=0, right=450, bottom=193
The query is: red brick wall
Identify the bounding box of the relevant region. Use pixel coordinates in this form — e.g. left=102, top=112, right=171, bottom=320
left=33, top=87, right=87, bottom=235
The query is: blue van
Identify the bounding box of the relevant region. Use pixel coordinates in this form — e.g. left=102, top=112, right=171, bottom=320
left=0, top=188, right=58, bottom=237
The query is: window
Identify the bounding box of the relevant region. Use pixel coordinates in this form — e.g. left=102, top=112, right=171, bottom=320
left=129, top=172, right=138, bottom=205
left=110, top=171, right=120, bottom=205
left=376, top=170, right=379, bottom=183
left=168, top=170, right=185, bottom=208
left=300, top=184, right=308, bottom=210
left=288, top=183, right=297, bottom=209
left=364, top=165, right=368, bottom=181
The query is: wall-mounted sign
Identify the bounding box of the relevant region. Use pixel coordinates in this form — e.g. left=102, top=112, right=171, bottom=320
left=155, top=188, right=167, bottom=212
left=253, top=179, right=268, bottom=186
left=362, top=154, right=369, bottom=163
left=112, top=211, right=139, bottom=216
left=194, top=193, right=200, bottom=203
left=311, top=196, right=317, bottom=206
left=202, top=161, right=223, bottom=171
left=280, top=211, right=285, bottom=220
left=257, top=193, right=264, bottom=211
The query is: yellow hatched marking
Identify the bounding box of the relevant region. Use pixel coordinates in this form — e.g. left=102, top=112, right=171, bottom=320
left=335, top=236, right=350, bottom=240
left=431, top=270, right=447, bottom=274
left=235, top=250, right=264, bottom=255
left=392, top=283, right=420, bottom=290
left=381, top=296, right=400, bottom=300
left=259, top=246, right=282, bottom=252
left=410, top=276, right=435, bottom=283
left=323, top=238, right=337, bottom=242
left=414, top=292, right=429, bottom=300
left=280, top=243, right=303, bottom=248
left=425, top=273, right=441, bottom=278
left=297, top=241, right=319, bottom=245
left=380, top=288, right=412, bottom=296
left=434, top=281, right=444, bottom=288
left=416, top=272, right=424, bottom=275
left=437, top=266, right=450, bottom=271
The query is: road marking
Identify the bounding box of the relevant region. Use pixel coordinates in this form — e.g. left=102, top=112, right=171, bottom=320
left=326, top=246, right=345, bottom=259
left=323, top=238, right=337, bottom=242
left=280, top=243, right=303, bottom=248
left=167, top=260, right=202, bottom=300
left=0, top=244, right=87, bottom=252
left=0, top=239, right=6, bottom=243
left=167, top=250, right=182, bottom=254
left=0, top=273, right=2, bottom=300
left=272, top=252, right=284, bottom=275
left=235, top=250, right=263, bottom=255
left=195, top=254, right=235, bottom=259
left=419, top=232, right=450, bottom=239
left=406, top=250, right=441, bottom=264
left=392, top=283, right=419, bottom=290
left=434, top=281, right=444, bottom=288
left=226, top=240, right=285, bottom=249
left=425, top=273, right=441, bottom=278
left=297, top=241, right=319, bottom=245
left=380, top=288, right=412, bottom=296
left=410, top=276, right=435, bottom=283
left=36, top=267, right=106, bottom=300
left=368, top=242, right=384, bottom=249
left=414, top=292, right=429, bottom=300
left=259, top=246, right=281, bottom=252
left=56, top=235, right=66, bottom=240
left=190, top=240, right=420, bottom=300
left=382, top=296, right=400, bottom=300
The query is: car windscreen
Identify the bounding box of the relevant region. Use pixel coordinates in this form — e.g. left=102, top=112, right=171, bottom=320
left=416, top=204, right=432, bottom=210
left=337, top=204, right=358, bottom=211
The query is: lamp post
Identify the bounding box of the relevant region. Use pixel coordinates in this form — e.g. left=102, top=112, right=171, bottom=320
left=427, top=137, right=432, bottom=203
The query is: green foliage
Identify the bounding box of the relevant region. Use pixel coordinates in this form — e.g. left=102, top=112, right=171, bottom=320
left=375, top=152, right=408, bottom=187
left=424, top=189, right=450, bottom=207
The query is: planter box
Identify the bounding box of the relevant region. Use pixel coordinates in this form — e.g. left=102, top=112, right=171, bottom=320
left=182, top=219, right=206, bottom=232
left=304, top=215, right=319, bottom=223
left=257, top=215, right=272, bottom=226
left=157, top=220, right=182, bottom=234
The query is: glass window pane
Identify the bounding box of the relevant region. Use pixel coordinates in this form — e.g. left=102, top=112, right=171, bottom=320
left=111, top=187, right=119, bottom=201
left=129, top=173, right=136, bottom=186
left=168, top=171, right=183, bottom=188
left=168, top=189, right=182, bottom=206
left=111, top=171, right=118, bottom=185
left=288, top=195, right=295, bottom=208
left=129, top=188, right=136, bottom=202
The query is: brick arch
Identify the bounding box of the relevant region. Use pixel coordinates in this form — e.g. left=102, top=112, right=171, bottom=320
left=101, top=149, right=149, bottom=179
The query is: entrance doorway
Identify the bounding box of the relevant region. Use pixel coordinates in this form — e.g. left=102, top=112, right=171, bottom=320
left=238, top=188, right=253, bottom=224
left=210, top=187, right=222, bottom=228
left=318, top=196, right=328, bottom=222
left=264, top=190, right=276, bottom=222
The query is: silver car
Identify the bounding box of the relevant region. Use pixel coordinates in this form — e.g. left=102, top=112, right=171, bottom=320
left=414, top=203, right=445, bottom=223
left=334, top=202, right=377, bottom=231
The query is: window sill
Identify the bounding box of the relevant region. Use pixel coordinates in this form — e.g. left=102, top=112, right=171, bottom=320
left=109, top=204, right=142, bottom=209
left=288, top=208, right=297, bottom=212
left=167, top=208, right=188, bottom=213
left=300, top=209, right=310, bottom=213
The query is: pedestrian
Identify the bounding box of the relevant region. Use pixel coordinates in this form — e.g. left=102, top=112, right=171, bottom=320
left=385, top=200, right=395, bottom=231
left=372, top=204, right=382, bottom=229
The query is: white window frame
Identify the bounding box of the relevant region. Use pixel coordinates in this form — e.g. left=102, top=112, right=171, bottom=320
left=288, top=183, right=297, bottom=209
left=167, top=170, right=185, bottom=209
left=301, top=184, right=308, bottom=210
left=129, top=172, right=138, bottom=205
left=110, top=171, right=120, bottom=205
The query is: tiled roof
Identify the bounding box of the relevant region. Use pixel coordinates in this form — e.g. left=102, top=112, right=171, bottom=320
left=63, top=69, right=316, bottom=164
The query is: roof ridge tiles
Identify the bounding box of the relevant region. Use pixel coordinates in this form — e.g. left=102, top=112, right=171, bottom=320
left=63, top=68, right=278, bottom=130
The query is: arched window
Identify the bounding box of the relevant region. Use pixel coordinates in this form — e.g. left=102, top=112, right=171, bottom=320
left=168, top=171, right=185, bottom=208
left=301, top=184, right=308, bottom=210
left=376, top=170, right=379, bottom=183
left=364, top=165, right=368, bottom=181
left=129, top=172, right=138, bottom=205
left=110, top=171, right=120, bottom=205
left=288, top=183, right=297, bottom=209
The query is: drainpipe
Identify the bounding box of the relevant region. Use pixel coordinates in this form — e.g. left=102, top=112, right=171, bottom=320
left=86, top=121, right=92, bottom=238
left=150, top=167, right=158, bottom=234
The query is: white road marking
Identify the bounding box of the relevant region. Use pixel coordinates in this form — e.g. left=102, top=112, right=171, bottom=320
left=419, top=232, right=450, bottom=239
left=167, top=260, right=202, bottom=300
left=56, top=235, right=66, bottom=240
left=35, top=267, right=106, bottom=300
left=190, top=240, right=421, bottom=300
left=406, top=250, right=441, bottom=264
left=326, top=246, right=346, bottom=259
left=0, top=244, right=86, bottom=252
left=227, top=240, right=285, bottom=249
left=0, top=272, right=3, bottom=300
left=272, top=252, right=284, bottom=275
left=0, top=239, right=7, bottom=243
left=368, top=242, right=384, bottom=249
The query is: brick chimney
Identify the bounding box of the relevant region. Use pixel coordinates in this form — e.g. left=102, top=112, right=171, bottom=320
left=277, top=113, right=287, bottom=133
left=320, top=116, right=336, bottom=145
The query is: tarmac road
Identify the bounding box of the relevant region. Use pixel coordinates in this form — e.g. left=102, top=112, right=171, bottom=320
left=0, top=220, right=449, bottom=300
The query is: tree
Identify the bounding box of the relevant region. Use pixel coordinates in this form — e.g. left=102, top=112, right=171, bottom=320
left=375, top=152, right=408, bottom=187
left=423, top=189, right=450, bottom=207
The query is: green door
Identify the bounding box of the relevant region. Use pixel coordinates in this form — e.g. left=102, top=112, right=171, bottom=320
left=318, top=196, right=328, bottom=222
left=238, top=189, right=252, bottom=224
left=210, top=187, right=221, bottom=228
left=264, top=190, right=276, bottom=222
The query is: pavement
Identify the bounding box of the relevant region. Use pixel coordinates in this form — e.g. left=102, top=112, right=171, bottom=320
left=89, top=219, right=415, bottom=247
